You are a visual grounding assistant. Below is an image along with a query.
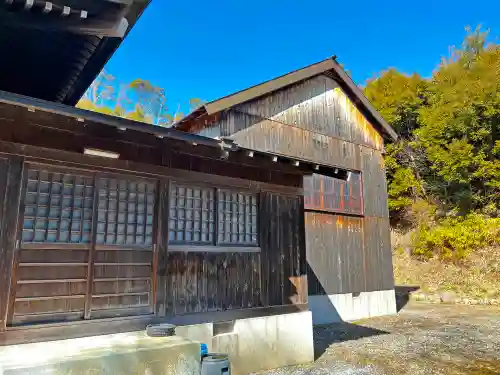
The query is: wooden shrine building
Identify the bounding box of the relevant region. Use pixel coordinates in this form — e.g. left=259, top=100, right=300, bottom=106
left=175, top=57, right=399, bottom=323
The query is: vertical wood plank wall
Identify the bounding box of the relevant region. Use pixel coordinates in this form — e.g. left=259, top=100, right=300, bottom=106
left=0, top=156, right=308, bottom=329
left=211, top=74, right=394, bottom=295
left=161, top=191, right=306, bottom=316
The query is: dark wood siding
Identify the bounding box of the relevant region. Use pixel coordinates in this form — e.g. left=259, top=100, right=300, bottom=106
left=203, top=75, right=394, bottom=296
left=0, top=157, right=22, bottom=330
left=259, top=192, right=307, bottom=306
left=165, top=251, right=261, bottom=315
left=158, top=192, right=307, bottom=316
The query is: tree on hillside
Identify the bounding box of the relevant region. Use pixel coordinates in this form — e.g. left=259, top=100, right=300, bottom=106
left=77, top=72, right=202, bottom=126
left=417, top=26, right=500, bottom=215
left=365, top=70, right=429, bottom=220
left=365, top=25, right=500, bottom=223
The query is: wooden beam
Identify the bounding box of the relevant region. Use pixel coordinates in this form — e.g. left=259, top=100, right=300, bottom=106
left=0, top=141, right=303, bottom=195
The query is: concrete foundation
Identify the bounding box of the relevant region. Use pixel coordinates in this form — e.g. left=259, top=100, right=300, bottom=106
left=0, top=332, right=201, bottom=375
left=176, top=311, right=314, bottom=375
left=308, top=289, right=397, bottom=324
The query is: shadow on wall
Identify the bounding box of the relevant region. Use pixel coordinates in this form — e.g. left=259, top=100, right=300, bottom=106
left=305, top=267, right=390, bottom=360
left=395, top=285, right=420, bottom=312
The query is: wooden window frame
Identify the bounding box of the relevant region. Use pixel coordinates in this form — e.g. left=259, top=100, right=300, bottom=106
left=304, top=171, right=364, bottom=216
left=168, top=181, right=261, bottom=253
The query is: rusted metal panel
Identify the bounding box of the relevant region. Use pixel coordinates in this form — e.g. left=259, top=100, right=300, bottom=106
left=306, top=212, right=394, bottom=295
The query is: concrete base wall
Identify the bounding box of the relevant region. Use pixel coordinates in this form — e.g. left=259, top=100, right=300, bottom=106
left=176, top=311, right=314, bottom=375
left=0, top=332, right=201, bottom=375
left=308, top=289, right=397, bottom=324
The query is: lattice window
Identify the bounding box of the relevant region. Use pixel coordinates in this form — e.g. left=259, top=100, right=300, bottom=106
left=304, top=172, right=363, bottom=215
left=22, top=169, right=94, bottom=243
left=169, top=184, right=215, bottom=244
left=169, top=184, right=258, bottom=247
left=96, top=178, right=155, bottom=246
left=217, top=190, right=258, bottom=245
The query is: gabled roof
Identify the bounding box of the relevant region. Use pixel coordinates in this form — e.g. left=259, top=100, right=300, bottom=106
left=0, top=0, right=150, bottom=105
left=175, top=57, right=398, bottom=141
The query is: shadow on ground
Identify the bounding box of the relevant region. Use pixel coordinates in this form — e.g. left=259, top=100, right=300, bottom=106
left=395, top=285, right=420, bottom=312
left=313, top=322, right=389, bottom=360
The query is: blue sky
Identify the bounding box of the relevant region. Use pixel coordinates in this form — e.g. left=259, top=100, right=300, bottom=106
left=105, top=0, right=499, bottom=114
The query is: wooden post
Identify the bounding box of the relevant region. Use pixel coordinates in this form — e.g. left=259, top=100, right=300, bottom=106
left=155, top=180, right=170, bottom=317
left=0, top=157, right=24, bottom=330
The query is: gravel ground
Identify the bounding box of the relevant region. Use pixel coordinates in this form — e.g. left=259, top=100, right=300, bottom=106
left=256, top=302, right=500, bottom=375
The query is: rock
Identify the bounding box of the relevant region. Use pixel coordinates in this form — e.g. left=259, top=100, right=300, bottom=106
left=439, top=291, right=457, bottom=304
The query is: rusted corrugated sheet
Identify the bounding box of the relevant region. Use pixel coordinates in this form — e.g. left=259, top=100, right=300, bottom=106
left=306, top=212, right=394, bottom=295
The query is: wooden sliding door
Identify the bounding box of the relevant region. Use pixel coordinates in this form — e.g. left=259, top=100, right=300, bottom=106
left=7, top=164, right=159, bottom=326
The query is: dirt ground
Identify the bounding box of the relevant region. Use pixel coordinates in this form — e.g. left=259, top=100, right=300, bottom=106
left=256, top=302, right=500, bottom=375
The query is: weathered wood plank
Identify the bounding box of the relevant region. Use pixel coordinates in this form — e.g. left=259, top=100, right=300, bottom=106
left=165, top=251, right=262, bottom=316
left=1, top=158, right=25, bottom=328
left=154, top=181, right=169, bottom=317
left=259, top=192, right=307, bottom=307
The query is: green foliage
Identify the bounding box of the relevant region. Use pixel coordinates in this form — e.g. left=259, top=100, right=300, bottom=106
left=365, top=25, right=500, bottom=223
left=412, top=214, right=500, bottom=261
left=365, top=69, right=427, bottom=137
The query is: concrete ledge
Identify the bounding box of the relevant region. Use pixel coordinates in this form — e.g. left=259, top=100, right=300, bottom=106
left=175, top=311, right=314, bottom=375
left=0, top=332, right=201, bottom=375
left=309, top=289, right=397, bottom=324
